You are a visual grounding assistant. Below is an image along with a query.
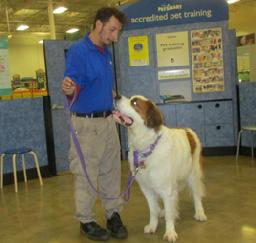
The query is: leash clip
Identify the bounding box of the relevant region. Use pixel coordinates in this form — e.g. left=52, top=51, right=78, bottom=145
left=132, top=167, right=139, bottom=176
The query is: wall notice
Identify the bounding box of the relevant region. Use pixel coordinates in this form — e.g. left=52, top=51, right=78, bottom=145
left=0, top=38, right=11, bottom=96
left=191, top=28, right=224, bottom=93
left=128, top=35, right=150, bottom=66
left=156, top=31, right=189, bottom=67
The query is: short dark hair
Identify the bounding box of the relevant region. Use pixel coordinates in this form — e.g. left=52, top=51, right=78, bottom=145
left=93, top=7, right=127, bottom=29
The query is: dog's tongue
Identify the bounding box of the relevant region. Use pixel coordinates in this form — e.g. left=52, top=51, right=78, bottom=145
left=112, top=111, right=133, bottom=126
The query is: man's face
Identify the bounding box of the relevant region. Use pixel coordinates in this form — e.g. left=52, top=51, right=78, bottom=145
left=98, top=16, right=123, bottom=45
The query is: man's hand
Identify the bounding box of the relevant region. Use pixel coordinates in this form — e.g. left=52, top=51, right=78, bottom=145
left=62, top=77, right=76, bottom=95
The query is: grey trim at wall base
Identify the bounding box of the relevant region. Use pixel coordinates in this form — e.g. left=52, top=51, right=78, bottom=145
left=2, top=166, right=50, bottom=186
left=203, top=146, right=255, bottom=156
left=202, top=147, right=236, bottom=156
left=238, top=147, right=256, bottom=157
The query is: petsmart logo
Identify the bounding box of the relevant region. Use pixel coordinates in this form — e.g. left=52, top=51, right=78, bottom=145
left=158, top=4, right=182, bottom=12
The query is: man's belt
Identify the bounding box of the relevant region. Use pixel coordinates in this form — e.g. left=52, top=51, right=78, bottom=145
left=72, top=110, right=112, bottom=118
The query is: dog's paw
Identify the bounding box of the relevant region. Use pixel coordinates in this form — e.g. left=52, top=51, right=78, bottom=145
left=144, top=224, right=157, bottom=234
left=163, top=231, right=178, bottom=242
left=194, top=212, right=207, bottom=221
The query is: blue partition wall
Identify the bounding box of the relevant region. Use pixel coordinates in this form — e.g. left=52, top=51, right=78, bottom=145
left=0, top=98, right=48, bottom=173
left=238, top=82, right=256, bottom=147
left=43, top=40, right=73, bottom=172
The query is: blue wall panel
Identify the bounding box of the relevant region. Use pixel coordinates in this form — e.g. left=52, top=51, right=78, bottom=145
left=0, top=98, right=48, bottom=173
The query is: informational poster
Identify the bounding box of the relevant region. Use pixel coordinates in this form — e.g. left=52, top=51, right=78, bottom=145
left=191, top=28, right=224, bottom=93
left=128, top=35, right=150, bottom=66
left=0, top=38, right=12, bottom=96
left=156, top=31, right=189, bottom=67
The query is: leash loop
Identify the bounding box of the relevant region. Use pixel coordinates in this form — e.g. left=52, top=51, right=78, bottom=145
left=64, top=89, right=135, bottom=201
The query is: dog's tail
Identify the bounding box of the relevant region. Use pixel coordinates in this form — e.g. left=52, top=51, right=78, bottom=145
left=187, top=129, right=206, bottom=197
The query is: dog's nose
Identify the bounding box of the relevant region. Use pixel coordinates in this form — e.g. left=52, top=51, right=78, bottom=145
left=115, top=94, right=122, bottom=100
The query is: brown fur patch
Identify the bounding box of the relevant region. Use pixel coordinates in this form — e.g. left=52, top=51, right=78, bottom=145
left=185, top=129, right=196, bottom=155
left=130, top=97, right=163, bottom=131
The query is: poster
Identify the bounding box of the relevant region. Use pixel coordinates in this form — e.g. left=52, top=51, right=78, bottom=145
left=191, top=28, right=224, bottom=93
left=0, top=38, right=12, bottom=96
left=128, top=35, right=150, bottom=66
left=156, top=31, right=189, bottom=67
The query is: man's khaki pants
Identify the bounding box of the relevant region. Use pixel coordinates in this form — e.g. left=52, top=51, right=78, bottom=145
left=69, top=115, right=123, bottom=223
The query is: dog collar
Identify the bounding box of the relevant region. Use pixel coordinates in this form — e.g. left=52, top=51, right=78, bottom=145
left=133, top=134, right=162, bottom=169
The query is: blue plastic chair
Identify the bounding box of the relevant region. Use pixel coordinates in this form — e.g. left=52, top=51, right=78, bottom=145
left=0, top=148, right=43, bottom=192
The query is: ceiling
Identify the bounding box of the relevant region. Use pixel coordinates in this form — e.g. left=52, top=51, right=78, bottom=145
left=0, top=0, right=138, bottom=40
left=0, top=0, right=255, bottom=43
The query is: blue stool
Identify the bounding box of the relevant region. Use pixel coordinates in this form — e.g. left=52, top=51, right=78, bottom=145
left=0, top=148, right=43, bottom=192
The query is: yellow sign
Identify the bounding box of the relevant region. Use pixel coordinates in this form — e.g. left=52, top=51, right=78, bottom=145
left=156, top=31, right=189, bottom=67
left=128, top=36, right=150, bottom=66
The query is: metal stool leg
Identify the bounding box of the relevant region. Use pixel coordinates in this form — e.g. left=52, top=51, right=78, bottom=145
left=252, top=132, right=255, bottom=159
left=30, top=151, right=43, bottom=186
left=236, top=130, right=243, bottom=161
left=12, top=154, right=18, bottom=192
left=22, top=154, right=27, bottom=183
left=0, top=154, right=4, bottom=189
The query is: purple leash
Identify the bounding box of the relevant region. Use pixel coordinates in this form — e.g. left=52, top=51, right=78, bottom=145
left=65, top=92, right=136, bottom=201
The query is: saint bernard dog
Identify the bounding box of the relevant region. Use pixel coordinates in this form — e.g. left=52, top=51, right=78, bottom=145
left=113, top=95, right=207, bottom=242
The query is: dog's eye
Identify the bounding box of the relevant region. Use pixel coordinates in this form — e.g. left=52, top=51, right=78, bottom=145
left=131, top=99, right=137, bottom=106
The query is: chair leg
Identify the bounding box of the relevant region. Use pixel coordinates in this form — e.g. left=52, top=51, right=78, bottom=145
left=252, top=132, right=255, bottom=159
left=22, top=154, right=27, bottom=183
left=0, top=154, right=4, bottom=189
left=236, top=130, right=243, bottom=161
left=12, top=154, right=18, bottom=192
left=30, top=151, right=43, bottom=186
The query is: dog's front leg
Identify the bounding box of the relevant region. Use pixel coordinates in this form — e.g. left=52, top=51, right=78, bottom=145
left=140, top=186, right=159, bottom=234
left=161, top=189, right=179, bottom=242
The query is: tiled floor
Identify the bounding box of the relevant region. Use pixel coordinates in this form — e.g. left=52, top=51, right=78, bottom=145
left=0, top=156, right=256, bottom=243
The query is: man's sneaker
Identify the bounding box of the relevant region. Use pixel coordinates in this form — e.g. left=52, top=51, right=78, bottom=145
left=107, top=212, right=128, bottom=239
left=80, top=222, right=110, bottom=241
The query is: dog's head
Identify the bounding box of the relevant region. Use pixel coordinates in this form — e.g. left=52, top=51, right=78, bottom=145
left=113, top=95, right=164, bottom=132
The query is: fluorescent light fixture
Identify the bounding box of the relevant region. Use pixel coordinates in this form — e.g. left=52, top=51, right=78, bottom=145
left=38, top=40, right=44, bottom=44
left=53, top=6, right=68, bottom=14
left=16, top=24, right=29, bottom=31
left=227, top=0, right=240, bottom=4
left=66, top=28, right=79, bottom=33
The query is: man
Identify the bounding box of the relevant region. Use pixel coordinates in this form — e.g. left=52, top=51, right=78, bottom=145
left=62, top=7, right=127, bottom=241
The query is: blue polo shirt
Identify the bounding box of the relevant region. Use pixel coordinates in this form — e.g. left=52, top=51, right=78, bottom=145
left=64, top=34, right=114, bottom=113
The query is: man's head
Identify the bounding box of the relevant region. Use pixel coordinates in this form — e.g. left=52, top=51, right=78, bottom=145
left=92, top=7, right=127, bottom=46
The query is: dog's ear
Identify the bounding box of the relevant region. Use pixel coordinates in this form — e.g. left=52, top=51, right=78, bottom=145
left=145, top=101, right=163, bottom=131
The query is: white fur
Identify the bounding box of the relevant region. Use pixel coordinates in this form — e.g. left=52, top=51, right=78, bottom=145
left=116, top=95, right=207, bottom=242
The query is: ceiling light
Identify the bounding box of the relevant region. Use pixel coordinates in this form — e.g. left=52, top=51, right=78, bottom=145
left=53, top=6, right=68, bottom=14
left=227, top=0, right=240, bottom=4
left=66, top=28, right=79, bottom=33
left=16, top=24, right=29, bottom=31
